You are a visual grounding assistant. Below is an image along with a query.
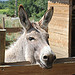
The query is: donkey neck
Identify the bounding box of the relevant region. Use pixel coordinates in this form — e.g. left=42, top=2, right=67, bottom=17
left=11, top=32, right=26, bottom=51
left=15, top=32, right=26, bottom=49
left=5, top=32, right=27, bottom=62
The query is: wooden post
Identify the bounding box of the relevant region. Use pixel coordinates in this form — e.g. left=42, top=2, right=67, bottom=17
left=15, top=0, right=17, bottom=17
left=69, top=0, right=72, bottom=57
left=3, top=17, right=5, bottom=29
left=0, top=29, right=6, bottom=64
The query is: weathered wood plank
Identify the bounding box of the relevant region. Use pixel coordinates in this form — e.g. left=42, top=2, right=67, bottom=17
left=55, top=58, right=75, bottom=64
left=0, top=29, right=6, bottom=64
left=48, top=1, right=69, bottom=15
left=0, top=58, right=75, bottom=75
left=48, top=1, right=69, bottom=6
left=48, top=28, right=68, bottom=58
left=49, top=17, right=69, bottom=32
left=48, top=0, right=69, bottom=5
left=50, top=45, right=68, bottom=58
left=0, top=26, right=3, bottom=29
left=0, top=64, right=75, bottom=75
left=48, top=27, right=68, bottom=36
left=48, top=1, right=69, bottom=58
left=48, top=30, right=68, bottom=49
left=53, top=13, right=69, bottom=18
left=51, top=6, right=69, bottom=14
left=48, top=12, right=69, bottom=36
left=69, top=0, right=72, bottom=57
left=3, top=17, right=5, bottom=29
left=52, top=14, right=69, bottom=20
left=5, top=27, right=22, bottom=33
left=48, top=31, right=68, bottom=48
left=2, top=61, right=30, bottom=65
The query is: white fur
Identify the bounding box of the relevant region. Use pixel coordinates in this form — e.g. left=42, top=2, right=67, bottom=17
left=5, top=32, right=26, bottom=62
left=40, top=46, right=54, bottom=65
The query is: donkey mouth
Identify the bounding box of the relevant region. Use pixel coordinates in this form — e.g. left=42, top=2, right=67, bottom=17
left=40, top=62, right=52, bottom=69
left=37, top=60, right=53, bottom=69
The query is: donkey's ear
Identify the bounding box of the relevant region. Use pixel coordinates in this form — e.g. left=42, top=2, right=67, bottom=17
left=18, top=5, right=31, bottom=30
left=39, top=7, right=54, bottom=32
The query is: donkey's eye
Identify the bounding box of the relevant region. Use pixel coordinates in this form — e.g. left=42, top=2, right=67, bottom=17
left=28, top=37, right=35, bottom=41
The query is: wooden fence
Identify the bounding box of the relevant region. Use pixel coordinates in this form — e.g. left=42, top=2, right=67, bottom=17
left=5, top=27, right=22, bottom=33
left=1, top=17, right=23, bottom=46
left=0, top=57, right=75, bottom=75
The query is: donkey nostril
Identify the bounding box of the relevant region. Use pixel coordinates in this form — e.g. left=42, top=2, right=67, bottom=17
left=54, top=55, right=56, bottom=60
left=43, top=56, right=48, bottom=60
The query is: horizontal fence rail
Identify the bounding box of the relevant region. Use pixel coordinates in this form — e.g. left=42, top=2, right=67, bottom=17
left=0, top=58, right=75, bottom=75
left=5, top=27, right=23, bottom=33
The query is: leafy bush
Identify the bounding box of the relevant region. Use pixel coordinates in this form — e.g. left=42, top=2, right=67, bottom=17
left=0, top=9, right=9, bottom=14
left=6, top=9, right=15, bottom=16
left=0, top=0, right=48, bottom=21
left=3, top=12, right=6, bottom=14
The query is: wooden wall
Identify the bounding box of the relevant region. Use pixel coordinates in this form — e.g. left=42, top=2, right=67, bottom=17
left=48, top=0, right=69, bottom=58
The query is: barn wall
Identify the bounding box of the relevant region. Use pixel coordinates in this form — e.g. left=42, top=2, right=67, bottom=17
left=48, top=1, right=69, bottom=58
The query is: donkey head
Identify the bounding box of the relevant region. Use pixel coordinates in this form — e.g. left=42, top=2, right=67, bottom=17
left=18, top=5, right=56, bottom=69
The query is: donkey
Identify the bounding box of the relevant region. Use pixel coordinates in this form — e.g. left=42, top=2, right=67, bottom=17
left=5, top=5, right=56, bottom=69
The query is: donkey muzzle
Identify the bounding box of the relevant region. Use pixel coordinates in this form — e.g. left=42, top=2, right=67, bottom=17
left=42, top=54, right=56, bottom=68
left=39, top=54, right=56, bottom=69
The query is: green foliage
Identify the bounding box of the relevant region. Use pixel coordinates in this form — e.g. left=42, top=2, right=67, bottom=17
left=0, top=1, right=9, bottom=9
left=0, top=9, right=9, bottom=14
left=6, top=0, right=15, bottom=16
left=8, top=0, right=48, bottom=20
left=0, top=1, right=9, bottom=14
left=0, top=0, right=48, bottom=21
left=18, top=0, right=48, bottom=20
left=7, top=9, right=15, bottom=16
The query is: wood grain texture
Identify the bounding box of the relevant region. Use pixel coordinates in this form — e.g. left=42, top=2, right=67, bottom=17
left=48, top=1, right=69, bottom=58
left=3, top=17, right=5, bottom=29
left=0, top=64, right=75, bottom=75
left=48, top=0, right=69, bottom=5
left=53, top=6, right=69, bottom=14
left=49, top=32, right=68, bottom=47
left=5, top=27, right=22, bottom=33
left=50, top=45, right=68, bottom=58
left=0, top=29, right=6, bottom=64
left=0, top=58, right=75, bottom=75
left=69, top=0, right=72, bottom=57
